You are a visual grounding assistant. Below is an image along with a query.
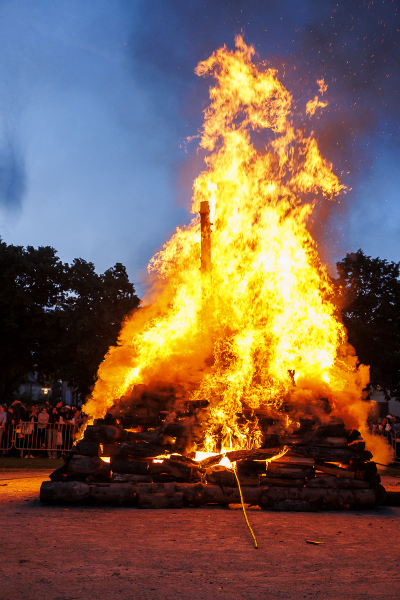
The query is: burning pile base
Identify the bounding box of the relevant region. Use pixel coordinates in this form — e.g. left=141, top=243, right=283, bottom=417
left=40, top=394, right=386, bottom=511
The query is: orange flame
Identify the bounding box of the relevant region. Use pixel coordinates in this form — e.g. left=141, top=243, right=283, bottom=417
left=85, top=37, right=390, bottom=462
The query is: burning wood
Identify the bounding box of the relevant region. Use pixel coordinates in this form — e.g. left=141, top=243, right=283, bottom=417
left=41, top=405, right=386, bottom=510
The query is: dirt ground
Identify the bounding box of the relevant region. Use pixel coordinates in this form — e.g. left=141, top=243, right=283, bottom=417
left=1, top=469, right=400, bottom=600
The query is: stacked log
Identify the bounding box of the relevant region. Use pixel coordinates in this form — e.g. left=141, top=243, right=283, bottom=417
left=41, top=411, right=386, bottom=510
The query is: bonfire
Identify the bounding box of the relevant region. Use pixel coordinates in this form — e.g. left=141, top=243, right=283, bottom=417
left=41, top=37, right=390, bottom=519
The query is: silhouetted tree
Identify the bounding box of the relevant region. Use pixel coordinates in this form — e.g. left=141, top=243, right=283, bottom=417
left=0, top=239, right=140, bottom=402
left=336, top=249, right=400, bottom=400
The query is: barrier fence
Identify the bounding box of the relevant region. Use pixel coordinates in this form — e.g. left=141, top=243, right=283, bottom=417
left=0, top=422, right=78, bottom=456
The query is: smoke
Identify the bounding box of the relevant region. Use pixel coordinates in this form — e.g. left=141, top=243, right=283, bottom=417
left=0, top=134, right=26, bottom=211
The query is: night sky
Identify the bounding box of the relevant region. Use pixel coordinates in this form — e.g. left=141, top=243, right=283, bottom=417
left=0, top=0, right=399, bottom=295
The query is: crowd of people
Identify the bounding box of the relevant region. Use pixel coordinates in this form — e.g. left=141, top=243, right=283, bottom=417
left=0, top=399, right=88, bottom=458
left=369, top=414, right=400, bottom=440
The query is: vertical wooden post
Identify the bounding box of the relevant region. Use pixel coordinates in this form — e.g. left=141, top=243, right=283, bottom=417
left=200, top=201, right=212, bottom=276
left=199, top=201, right=213, bottom=360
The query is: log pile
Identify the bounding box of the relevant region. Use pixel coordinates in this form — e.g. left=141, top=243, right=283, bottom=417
left=40, top=397, right=386, bottom=510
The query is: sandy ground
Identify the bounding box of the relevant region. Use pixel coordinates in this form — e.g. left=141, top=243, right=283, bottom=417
left=1, top=469, right=400, bottom=600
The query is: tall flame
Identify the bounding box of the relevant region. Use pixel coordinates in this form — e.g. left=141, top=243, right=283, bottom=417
left=85, top=37, right=389, bottom=461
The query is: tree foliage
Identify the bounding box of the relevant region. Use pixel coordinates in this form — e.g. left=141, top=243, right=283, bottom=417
left=336, top=249, right=400, bottom=400
left=0, top=239, right=140, bottom=402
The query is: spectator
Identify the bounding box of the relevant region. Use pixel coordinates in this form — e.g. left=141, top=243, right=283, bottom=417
left=23, top=407, right=38, bottom=458
left=37, top=407, right=49, bottom=455
left=48, top=407, right=63, bottom=458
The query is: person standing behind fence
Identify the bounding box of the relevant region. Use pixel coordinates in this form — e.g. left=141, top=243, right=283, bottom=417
left=24, top=407, right=38, bottom=458
left=0, top=404, right=7, bottom=453
left=37, top=407, right=49, bottom=455
left=47, top=407, right=63, bottom=458
left=47, top=406, right=62, bottom=458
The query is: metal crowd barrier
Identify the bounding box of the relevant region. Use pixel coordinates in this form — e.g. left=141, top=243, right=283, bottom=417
left=0, top=422, right=78, bottom=456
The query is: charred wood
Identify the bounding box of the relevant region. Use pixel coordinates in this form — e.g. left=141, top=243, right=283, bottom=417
left=347, top=429, right=361, bottom=443
left=40, top=481, right=91, bottom=503
left=289, top=446, right=372, bottom=463
left=66, top=455, right=111, bottom=477
left=274, top=456, right=315, bottom=466
left=75, top=441, right=100, bottom=457
left=260, top=486, right=378, bottom=510
left=148, top=459, right=202, bottom=482
left=314, top=462, right=355, bottom=479
left=112, top=473, right=152, bottom=483
left=111, top=456, right=149, bottom=474
left=261, top=477, right=305, bottom=487
left=236, top=460, right=266, bottom=475
left=88, top=483, right=138, bottom=505
left=266, top=464, right=314, bottom=479
left=118, top=442, right=173, bottom=458
left=348, top=440, right=366, bottom=452
left=307, top=476, right=369, bottom=489
left=84, top=425, right=128, bottom=443
left=100, top=443, right=120, bottom=457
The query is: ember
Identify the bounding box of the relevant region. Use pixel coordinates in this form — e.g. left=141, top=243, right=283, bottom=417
left=41, top=37, right=390, bottom=510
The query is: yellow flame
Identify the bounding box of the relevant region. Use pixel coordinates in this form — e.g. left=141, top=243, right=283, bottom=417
left=84, top=36, right=390, bottom=462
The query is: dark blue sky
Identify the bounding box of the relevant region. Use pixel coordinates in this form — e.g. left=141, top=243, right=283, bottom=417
left=0, top=0, right=399, bottom=294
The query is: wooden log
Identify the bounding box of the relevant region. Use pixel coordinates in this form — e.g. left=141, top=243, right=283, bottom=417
left=315, top=462, right=356, bottom=479
left=126, top=428, right=164, bottom=443
left=118, top=442, right=173, bottom=458
left=111, top=456, right=149, bottom=474
left=348, top=440, right=366, bottom=452
left=168, top=454, right=199, bottom=466
left=314, top=437, right=349, bottom=448
left=354, top=462, right=378, bottom=481
left=368, top=474, right=381, bottom=486
left=112, top=473, right=152, bottom=483
left=261, top=477, right=305, bottom=487
left=289, top=446, right=372, bottom=463
left=370, top=484, right=387, bottom=506
left=66, top=455, right=111, bottom=477
left=236, top=460, right=266, bottom=475
left=40, top=481, right=90, bottom=503
left=180, top=483, right=262, bottom=506
left=266, top=465, right=314, bottom=479
left=198, top=447, right=283, bottom=469
left=120, top=416, right=161, bottom=429
left=206, top=467, right=237, bottom=487
left=76, top=441, right=100, bottom=457
left=315, top=424, right=346, bottom=437
left=88, top=483, right=138, bottom=505
left=347, top=429, right=361, bottom=443
left=148, top=459, right=201, bottom=482
left=49, top=465, right=73, bottom=482
left=274, top=456, right=315, bottom=466
left=84, top=425, right=128, bottom=443
left=284, top=435, right=349, bottom=448
left=260, top=486, right=378, bottom=510
left=307, top=476, right=369, bottom=489
left=382, top=491, right=400, bottom=507
left=100, top=443, right=120, bottom=457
